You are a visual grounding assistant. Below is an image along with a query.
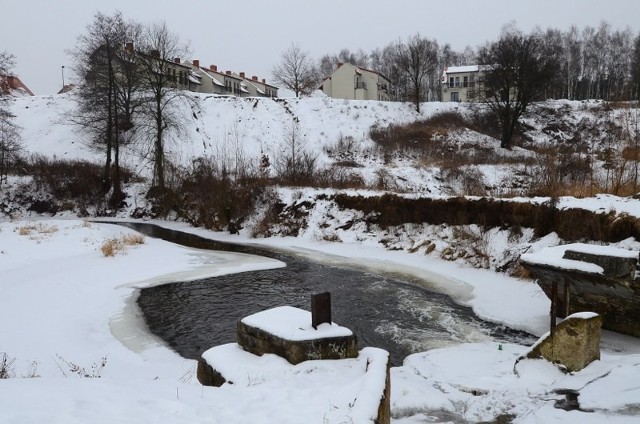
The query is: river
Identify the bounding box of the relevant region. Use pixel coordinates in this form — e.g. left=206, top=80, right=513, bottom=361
left=116, top=222, right=535, bottom=366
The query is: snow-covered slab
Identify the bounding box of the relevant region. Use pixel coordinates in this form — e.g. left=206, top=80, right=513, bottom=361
left=202, top=344, right=389, bottom=424
left=241, top=305, right=353, bottom=341
left=520, top=243, right=637, bottom=274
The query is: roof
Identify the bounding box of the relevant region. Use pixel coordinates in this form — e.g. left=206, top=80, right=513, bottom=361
left=443, top=65, right=480, bottom=75
left=331, top=63, right=390, bottom=84
left=200, top=69, right=225, bottom=87
left=245, top=80, right=266, bottom=95
left=0, top=74, right=34, bottom=96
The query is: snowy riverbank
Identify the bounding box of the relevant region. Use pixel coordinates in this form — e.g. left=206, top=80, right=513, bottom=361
left=1, top=218, right=639, bottom=422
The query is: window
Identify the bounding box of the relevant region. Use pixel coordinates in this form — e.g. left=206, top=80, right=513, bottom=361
left=450, top=92, right=459, bottom=102
left=463, top=76, right=468, bottom=88
left=455, top=77, right=460, bottom=87
left=449, top=77, right=454, bottom=88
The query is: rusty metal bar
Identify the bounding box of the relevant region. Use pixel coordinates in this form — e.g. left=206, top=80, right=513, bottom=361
left=563, top=281, right=570, bottom=318
left=311, top=292, right=331, bottom=329
left=550, top=281, right=558, bottom=336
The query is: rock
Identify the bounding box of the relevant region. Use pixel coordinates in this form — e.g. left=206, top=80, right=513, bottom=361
left=196, top=358, right=228, bottom=387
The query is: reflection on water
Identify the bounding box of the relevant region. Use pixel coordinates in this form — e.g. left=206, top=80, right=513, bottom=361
left=118, top=222, right=536, bottom=366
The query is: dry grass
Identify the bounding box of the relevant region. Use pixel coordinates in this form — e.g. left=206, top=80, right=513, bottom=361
left=17, top=222, right=59, bottom=237
left=100, top=233, right=145, bottom=257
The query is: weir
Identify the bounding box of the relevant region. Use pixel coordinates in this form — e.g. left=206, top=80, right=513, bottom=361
left=520, top=243, right=640, bottom=337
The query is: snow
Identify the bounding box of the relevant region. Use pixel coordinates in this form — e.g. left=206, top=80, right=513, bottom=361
left=520, top=243, right=638, bottom=274
left=1, top=216, right=639, bottom=422
left=201, top=344, right=388, bottom=423
left=443, top=65, right=480, bottom=74
left=240, top=306, right=353, bottom=341
left=3, top=93, right=640, bottom=422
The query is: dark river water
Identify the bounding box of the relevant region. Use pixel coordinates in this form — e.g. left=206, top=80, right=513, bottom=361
left=115, top=222, right=535, bottom=366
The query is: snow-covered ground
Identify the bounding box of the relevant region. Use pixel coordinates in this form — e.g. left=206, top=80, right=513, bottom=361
left=3, top=93, right=640, bottom=422
left=1, top=218, right=639, bottom=423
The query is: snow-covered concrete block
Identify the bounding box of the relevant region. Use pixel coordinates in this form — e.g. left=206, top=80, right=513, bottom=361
left=237, top=306, right=358, bottom=365
left=522, top=312, right=602, bottom=372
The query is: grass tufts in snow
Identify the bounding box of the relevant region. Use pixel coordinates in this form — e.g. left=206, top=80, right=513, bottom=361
left=0, top=353, right=16, bottom=379
left=17, top=222, right=59, bottom=237
left=100, top=233, right=145, bottom=257
left=55, top=355, right=107, bottom=378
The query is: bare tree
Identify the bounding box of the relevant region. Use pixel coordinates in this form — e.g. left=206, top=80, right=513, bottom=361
left=69, top=11, right=143, bottom=205
left=318, top=48, right=370, bottom=77
left=478, top=28, right=559, bottom=148
left=0, top=51, right=22, bottom=184
left=632, top=34, right=640, bottom=100
left=272, top=43, right=319, bottom=97
left=397, top=34, right=439, bottom=113
left=137, top=21, right=189, bottom=191
left=273, top=124, right=317, bottom=185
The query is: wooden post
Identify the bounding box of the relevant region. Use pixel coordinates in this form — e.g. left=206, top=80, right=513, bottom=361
left=563, top=281, right=570, bottom=318
left=311, top=292, right=331, bottom=330
left=550, top=281, right=558, bottom=336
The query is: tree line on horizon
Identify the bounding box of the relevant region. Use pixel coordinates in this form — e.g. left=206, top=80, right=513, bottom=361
left=276, top=21, right=640, bottom=105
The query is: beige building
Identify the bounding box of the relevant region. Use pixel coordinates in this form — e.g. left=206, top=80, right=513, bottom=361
left=441, top=65, right=482, bottom=102
left=320, top=62, right=390, bottom=101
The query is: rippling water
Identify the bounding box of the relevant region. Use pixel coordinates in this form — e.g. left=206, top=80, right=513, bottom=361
left=117, top=222, right=535, bottom=366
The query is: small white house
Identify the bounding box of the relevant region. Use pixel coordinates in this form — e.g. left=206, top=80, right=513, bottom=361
left=441, top=65, right=483, bottom=102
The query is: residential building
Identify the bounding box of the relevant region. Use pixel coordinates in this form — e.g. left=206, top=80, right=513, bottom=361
left=0, top=74, right=34, bottom=97
left=185, top=60, right=278, bottom=98
left=95, top=43, right=278, bottom=98
left=320, top=62, right=390, bottom=101
left=441, top=65, right=482, bottom=102
left=240, top=73, right=278, bottom=98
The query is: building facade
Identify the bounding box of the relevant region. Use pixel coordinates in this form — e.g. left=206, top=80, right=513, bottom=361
left=441, top=65, right=482, bottom=102
left=320, top=62, right=390, bottom=101
left=186, top=60, right=277, bottom=98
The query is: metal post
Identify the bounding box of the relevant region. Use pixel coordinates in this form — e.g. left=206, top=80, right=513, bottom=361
left=61, top=66, right=65, bottom=91
left=311, top=292, right=331, bottom=329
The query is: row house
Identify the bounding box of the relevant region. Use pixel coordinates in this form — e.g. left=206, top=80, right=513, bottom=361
left=320, top=62, right=391, bottom=101
left=115, top=43, right=278, bottom=98
left=185, top=59, right=278, bottom=98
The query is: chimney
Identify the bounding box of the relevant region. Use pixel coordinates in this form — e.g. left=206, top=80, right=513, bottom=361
left=226, top=71, right=231, bottom=75
left=240, top=72, right=245, bottom=79
left=252, top=76, right=258, bottom=81
left=174, top=57, right=181, bottom=64
left=262, top=78, right=266, bottom=84
left=125, top=42, right=134, bottom=53
left=193, top=59, right=200, bottom=68
left=210, top=64, right=217, bottom=72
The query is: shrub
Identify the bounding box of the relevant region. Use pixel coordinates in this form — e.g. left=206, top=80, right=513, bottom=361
left=333, top=193, right=640, bottom=243
left=55, top=355, right=107, bottom=378
left=0, top=353, right=15, bottom=379
left=177, top=156, right=267, bottom=231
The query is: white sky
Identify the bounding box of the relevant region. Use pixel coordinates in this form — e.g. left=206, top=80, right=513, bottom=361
left=2, top=0, right=639, bottom=95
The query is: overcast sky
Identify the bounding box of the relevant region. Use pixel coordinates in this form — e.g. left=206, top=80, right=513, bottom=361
left=2, top=0, right=640, bottom=95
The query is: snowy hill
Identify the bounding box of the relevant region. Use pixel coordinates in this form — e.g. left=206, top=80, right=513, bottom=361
left=7, top=92, right=640, bottom=273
